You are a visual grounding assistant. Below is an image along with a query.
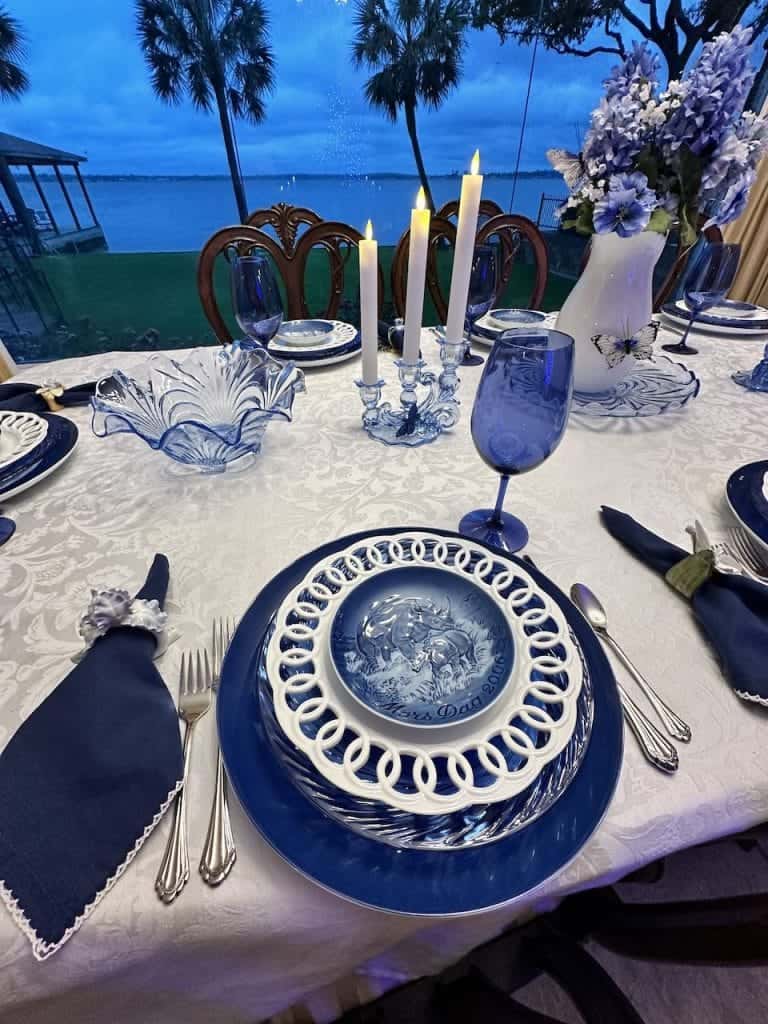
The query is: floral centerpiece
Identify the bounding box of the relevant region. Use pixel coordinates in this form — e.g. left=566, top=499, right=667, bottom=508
left=548, top=25, right=768, bottom=394
left=549, top=25, right=768, bottom=244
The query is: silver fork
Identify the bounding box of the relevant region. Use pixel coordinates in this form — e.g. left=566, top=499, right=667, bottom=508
left=200, top=618, right=237, bottom=885
left=155, top=649, right=212, bottom=904
left=726, top=527, right=768, bottom=582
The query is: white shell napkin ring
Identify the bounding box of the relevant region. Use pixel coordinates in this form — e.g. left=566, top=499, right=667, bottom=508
left=76, top=588, right=170, bottom=658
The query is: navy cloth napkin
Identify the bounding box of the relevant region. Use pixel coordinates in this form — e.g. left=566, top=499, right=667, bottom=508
left=0, top=555, right=184, bottom=959
left=0, top=381, right=96, bottom=413
left=601, top=506, right=768, bottom=704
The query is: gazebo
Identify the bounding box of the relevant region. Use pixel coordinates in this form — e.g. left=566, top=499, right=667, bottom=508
left=0, top=132, right=107, bottom=254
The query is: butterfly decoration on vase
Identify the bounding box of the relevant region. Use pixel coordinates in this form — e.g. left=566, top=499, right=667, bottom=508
left=591, top=322, right=659, bottom=369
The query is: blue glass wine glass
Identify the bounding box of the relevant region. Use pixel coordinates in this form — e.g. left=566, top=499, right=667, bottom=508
left=231, top=253, right=284, bottom=347
left=459, top=329, right=575, bottom=552
left=662, top=242, right=741, bottom=356
left=462, top=244, right=498, bottom=367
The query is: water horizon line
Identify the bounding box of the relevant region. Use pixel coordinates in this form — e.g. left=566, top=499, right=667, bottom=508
left=18, top=170, right=561, bottom=182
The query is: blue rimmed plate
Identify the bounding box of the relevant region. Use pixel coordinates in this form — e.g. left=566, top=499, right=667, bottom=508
left=661, top=299, right=768, bottom=336
left=267, top=320, right=360, bottom=367
left=726, top=460, right=768, bottom=556
left=0, top=414, right=78, bottom=501
left=329, top=565, right=515, bottom=728
left=218, top=526, right=623, bottom=916
left=472, top=309, right=549, bottom=346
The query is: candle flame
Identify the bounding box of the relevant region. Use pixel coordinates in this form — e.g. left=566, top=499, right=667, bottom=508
left=365, top=219, right=373, bottom=241
left=416, top=187, right=427, bottom=211
left=471, top=149, right=480, bottom=175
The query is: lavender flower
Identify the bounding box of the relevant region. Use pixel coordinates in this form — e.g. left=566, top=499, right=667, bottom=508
left=700, top=112, right=768, bottom=225
left=662, top=25, right=757, bottom=155
left=582, top=93, right=653, bottom=177
left=593, top=172, right=658, bottom=237
left=604, top=42, right=659, bottom=101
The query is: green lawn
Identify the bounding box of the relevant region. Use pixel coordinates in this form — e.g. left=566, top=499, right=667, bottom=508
left=36, top=247, right=573, bottom=358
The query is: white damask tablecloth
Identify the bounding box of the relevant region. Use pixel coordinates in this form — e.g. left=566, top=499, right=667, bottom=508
left=1, top=326, right=767, bottom=1024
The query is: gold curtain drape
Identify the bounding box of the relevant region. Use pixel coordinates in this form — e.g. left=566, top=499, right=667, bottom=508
left=723, top=100, right=768, bottom=304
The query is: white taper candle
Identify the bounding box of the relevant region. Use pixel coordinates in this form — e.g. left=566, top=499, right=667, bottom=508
left=446, top=150, right=484, bottom=344
left=359, top=219, right=378, bottom=385
left=403, top=187, right=431, bottom=364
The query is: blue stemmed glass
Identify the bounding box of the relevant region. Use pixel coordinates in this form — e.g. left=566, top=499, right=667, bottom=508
left=459, top=329, right=575, bottom=552
left=462, top=244, right=498, bottom=367
left=662, top=242, right=741, bottom=356
left=231, top=253, right=284, bottom=348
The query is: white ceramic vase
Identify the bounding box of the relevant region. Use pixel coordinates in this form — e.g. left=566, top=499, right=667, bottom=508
left=556, top=230, right=666, bottom=394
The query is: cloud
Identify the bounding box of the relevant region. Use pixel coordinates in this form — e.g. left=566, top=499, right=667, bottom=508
left=10, top=0, right=618, bottom=175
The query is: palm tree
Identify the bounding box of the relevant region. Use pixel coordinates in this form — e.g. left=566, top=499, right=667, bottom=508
left=136, top=0, right=275, bottom=222
left=352, top=0, right=470, bottom=212
left=0, top=6, right=29, bottom=99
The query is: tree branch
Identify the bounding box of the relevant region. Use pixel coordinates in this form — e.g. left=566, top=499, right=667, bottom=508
left=602, top=12, right=626, bottom=58
left=668, top=0, right=695, bottom=38
left=613, top=1, right=654, bottom=42
left=553, top=40, right=625, bottom=59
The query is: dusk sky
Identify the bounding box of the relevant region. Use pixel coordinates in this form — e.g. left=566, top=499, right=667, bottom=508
left=11, top=1, right=629, bottom=177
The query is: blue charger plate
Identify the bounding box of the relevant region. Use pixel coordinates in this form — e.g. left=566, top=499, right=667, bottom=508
left=0, top=414, right=78, bottom=500
left=218, top=527, right=623, bottom=916
left=726, top=460, right=768, bottom=550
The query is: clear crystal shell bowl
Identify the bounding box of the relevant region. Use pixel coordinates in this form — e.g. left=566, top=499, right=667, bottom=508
left=91, top=345, right=306, bottom=472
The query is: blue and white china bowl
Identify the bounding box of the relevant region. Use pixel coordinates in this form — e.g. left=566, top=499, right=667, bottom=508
left=0, top=414, right=78, bottom=501
left=217, top=526, right=621, bottom=913
left=267, top=320, right=360, bottom=367
left=487, top=309, right=548, bottom=329
left=274, top=320, right=337, bottom=347
left=726, top=460, right=768, bottom=556
left=0, top=411, right=48, bottom=471
left=661, top=299, right=768, bottom=335
left=91, top=345, right=305, bottom=473
left=266, top=532, right=584, bottom=816
left=572, top=354, right=700, bottom=418
left=329, top=566, right=515, bottom=728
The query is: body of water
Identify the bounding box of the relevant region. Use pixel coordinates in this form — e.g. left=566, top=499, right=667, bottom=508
left=18, top=174, right=563, bottom=252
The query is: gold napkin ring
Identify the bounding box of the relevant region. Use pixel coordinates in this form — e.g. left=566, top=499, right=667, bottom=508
left=35, top=383, right=65, bottom=412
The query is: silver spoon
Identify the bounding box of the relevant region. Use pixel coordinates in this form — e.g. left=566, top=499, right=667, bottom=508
left=571, top=583, right=691, bottom=743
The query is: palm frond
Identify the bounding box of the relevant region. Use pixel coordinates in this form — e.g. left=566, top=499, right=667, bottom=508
left=149, top=50, right=185, bottom=103
left=231, top=54, right=274, bottom=122
left=186, top=57, right=213, bottom=110
left=363, top=67, right=402, bottom=121
left=0, top=5, right=27, bottom=99
left=0, top=7, right=25, bottom=61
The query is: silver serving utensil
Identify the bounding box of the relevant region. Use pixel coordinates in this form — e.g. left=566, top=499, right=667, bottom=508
left=199, top=617, right=237, bottom=886
left=570, top=583, right=691, bottom=745
left=522, top=557, right=678, bottom=773
left=155, top=649, right=212, bottom=904
left=725, top=527, right=768, bottom=583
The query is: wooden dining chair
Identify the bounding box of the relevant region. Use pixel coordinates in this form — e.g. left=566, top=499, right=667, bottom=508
left=391, top=201, right=549, bottom=322
left=197, top=203, right=383, bottom=344
left=477, top=213, right=549, bottom=310
left=0, top=338, right=16, bottom=382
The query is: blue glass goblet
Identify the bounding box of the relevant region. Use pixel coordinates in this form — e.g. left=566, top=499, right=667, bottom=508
left=462, top=244, right=498, bottom=367
left=231, top=253, right=284, bottom=348
left=662, top=242, right=741, bottom=357
left=459, top=329, right=574, bottom=552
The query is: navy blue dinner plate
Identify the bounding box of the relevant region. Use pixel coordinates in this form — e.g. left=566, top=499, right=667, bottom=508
left=0, top=414, right=78, bottom=500
left=218, top=527, right=623, bottom=916
left=726, top=460, right=768, bottom=549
